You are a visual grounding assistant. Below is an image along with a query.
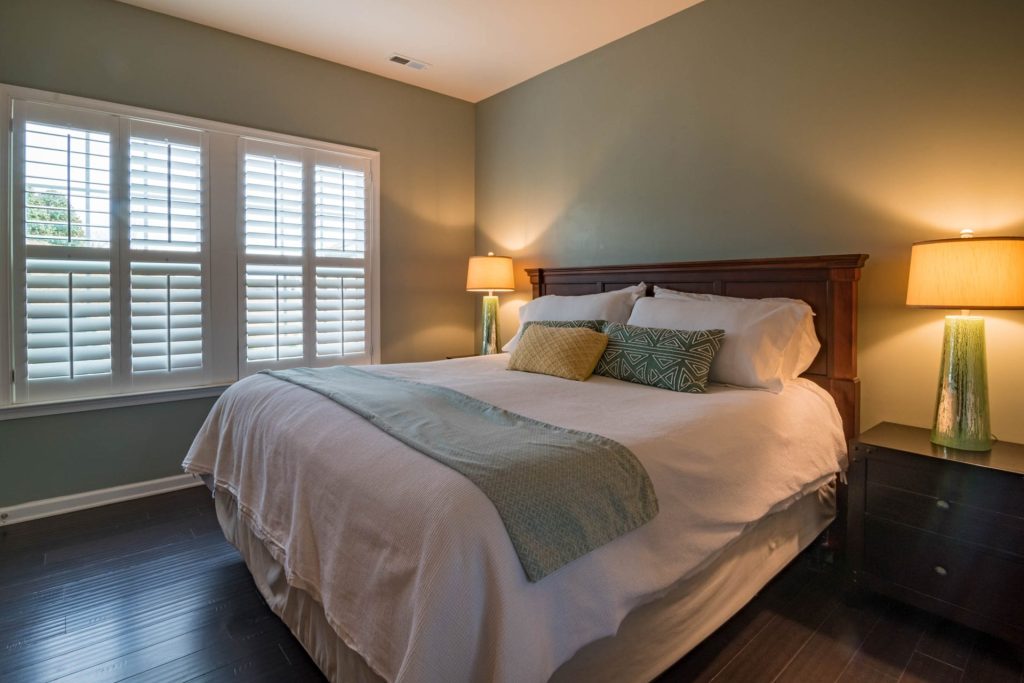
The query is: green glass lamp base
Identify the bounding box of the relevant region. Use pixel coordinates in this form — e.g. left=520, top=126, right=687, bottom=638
left=480, top=295, right=501, bottom=355
left=930, top=315, right=993, bottom=451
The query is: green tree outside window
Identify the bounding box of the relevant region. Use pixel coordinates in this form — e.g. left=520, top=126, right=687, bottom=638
left=26, top=191, right=86, bottom=245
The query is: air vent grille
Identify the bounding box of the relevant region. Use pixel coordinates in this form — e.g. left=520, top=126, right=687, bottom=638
left=388, top=53, right=429, bottom=71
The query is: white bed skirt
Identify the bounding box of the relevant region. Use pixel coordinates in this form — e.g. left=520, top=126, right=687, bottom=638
left=214, top=481, right=835, bottom=683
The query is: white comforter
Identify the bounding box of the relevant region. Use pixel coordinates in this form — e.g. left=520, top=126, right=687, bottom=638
left=184, top=355, right=846, bottom=683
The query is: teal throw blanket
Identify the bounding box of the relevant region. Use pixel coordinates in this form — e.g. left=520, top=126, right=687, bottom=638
left=264, top=366, right=659, bottom=581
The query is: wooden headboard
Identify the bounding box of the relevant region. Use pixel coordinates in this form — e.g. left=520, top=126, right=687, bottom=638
left=526, top=254, right=869, bottom=440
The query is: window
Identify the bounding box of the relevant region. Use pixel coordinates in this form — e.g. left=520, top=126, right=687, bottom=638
left=239, top=140, right=371, bottom=374
left=12, top=103, right=119, bottom=403
left=127, top=121, right=206, bottom=381
left=1, top=85, right=379, bottom=409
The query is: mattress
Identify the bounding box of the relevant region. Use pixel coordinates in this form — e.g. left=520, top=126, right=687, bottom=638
left=185, top=354, right=847, bottom=682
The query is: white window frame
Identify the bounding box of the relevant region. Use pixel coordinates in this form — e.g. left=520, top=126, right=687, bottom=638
left=0, top=83, right=381, bottom=416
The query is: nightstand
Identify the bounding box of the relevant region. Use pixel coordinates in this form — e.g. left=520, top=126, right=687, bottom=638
left=848, top=422, right=1024, bottom=648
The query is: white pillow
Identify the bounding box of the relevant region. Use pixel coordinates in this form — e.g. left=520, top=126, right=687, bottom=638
left=628, top=292, right=818, bottom=392
left=652, top=287, right=820, bottom=381
left=503, top=283, right=646, bottom=352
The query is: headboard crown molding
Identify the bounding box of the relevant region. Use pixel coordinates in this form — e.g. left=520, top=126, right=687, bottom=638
left=526, top=253, right=869, bottom=440
left=525, top=253, right=868, bottom=278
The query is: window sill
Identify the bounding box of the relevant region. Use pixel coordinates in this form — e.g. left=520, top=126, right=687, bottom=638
left=0, top=384, right=230, bottom=421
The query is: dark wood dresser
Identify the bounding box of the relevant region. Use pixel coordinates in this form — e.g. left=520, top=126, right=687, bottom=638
left=848, top=422, right=1024, bottom=648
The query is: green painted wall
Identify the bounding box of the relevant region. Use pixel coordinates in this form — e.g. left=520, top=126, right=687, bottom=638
left=0, top=399, right=217, bottom=506
left=0, top=0, right=476, bottom=507
left=476, top=0, right=1024, bottom=442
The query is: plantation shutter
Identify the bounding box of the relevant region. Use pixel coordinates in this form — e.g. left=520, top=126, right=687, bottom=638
left=239, top=141, right=373, bottom=373
left=12, top=101, right=119, bottom=402
left=240, top=139, right=306, bottom=371
left=125, top=119, right=208, bottom=388
left=9, top=103, right=213, bottom=403
left=313, top=152, right=370, bottom=360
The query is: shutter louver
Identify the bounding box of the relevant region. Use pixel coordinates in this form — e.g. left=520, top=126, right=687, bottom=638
left=245, top=264, right=304, bottom=362
left=129, top=136, right=202, bottom=252
left=130, top=262, right=203, bottom=373
left=315, top=266, right=365, bottom=357
left=244, top=154, right=303, bottom=256
left=315, top=164, right=365, bottom=258
left=25, top=258, right=112, bottom=381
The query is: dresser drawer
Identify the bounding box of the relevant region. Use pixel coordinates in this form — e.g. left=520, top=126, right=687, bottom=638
left=865, top=482, right=1024, bottom=558
left=867, top=456, right=1024, bottom=519
left=863, top=517, right=1024, bottom=628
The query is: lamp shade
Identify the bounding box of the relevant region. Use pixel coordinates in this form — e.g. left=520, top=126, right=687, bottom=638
left=906, top=237, right=1024, bottom=309
left=466, top=253, right=515, bottom=292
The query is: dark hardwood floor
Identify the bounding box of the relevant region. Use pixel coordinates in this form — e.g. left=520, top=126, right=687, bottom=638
left=0, top=487, right=324, bottom=682
left=1, top=488, right=1021, bottom=682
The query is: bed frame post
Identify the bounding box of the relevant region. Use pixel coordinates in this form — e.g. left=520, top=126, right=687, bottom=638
left=826, top=265, right=861, bottom=442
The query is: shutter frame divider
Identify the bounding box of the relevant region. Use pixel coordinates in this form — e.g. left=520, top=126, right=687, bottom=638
left=302, top=148, right=316, bottom=363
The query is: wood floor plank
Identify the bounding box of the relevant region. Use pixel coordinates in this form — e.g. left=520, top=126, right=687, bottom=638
left=42, top=512, right=220, bottom=567
left=656, top=562, right=819, bottom=682
left=655, top=595, right=777, bottom=682
left=2, top=597, right=272, bottom=681
left=841, top=601, right=933, bottom=680
left=960, top=634, right=1024, bottom=683
left=115, top=615, right=306, bottom=683
left=62, top=561, right=252, bottom=632
left=0, top=616, right=67, bottom=661
left=0, top=524, right=228, bottom=595
left=837, top=656, right=901, bottom=683
left=707, top=570, right=841, bottom=682
left=900, top=652, right=965, bottom=683
left=49, top=623, right=257, bottom=683
left=182, top=640, right=300, bottom=683
left=49, top=600, right=304, bottom=683
left=0, top=537, right=239, bottom=636
left=914, top=618, right=978, bottom=671
left=773, top=593, right=882, bottom=682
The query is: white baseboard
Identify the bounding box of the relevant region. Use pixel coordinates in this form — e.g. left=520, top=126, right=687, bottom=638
left=0, top=473, right=204, bottom=526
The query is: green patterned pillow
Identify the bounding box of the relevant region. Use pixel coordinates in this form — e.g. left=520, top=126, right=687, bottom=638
left=595, top=323, right=725, bottom=393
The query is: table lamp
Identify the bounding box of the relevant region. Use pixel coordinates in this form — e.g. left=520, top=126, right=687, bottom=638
left=906, top=233, right=1024, bottom=450
left=467, top=252, right=515, bottom=354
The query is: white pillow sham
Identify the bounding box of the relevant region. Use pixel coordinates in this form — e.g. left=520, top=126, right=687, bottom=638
left=503, top=282, right=646, bottom=352
left=627, top=291, right=819, bottom=392
left=652, top=287, right=820, bottom=381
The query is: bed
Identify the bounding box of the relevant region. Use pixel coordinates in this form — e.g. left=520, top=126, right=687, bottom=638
left=185, top=253, right=867, bottom=683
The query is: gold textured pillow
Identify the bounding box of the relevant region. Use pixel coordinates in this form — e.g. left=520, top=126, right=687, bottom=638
left=507, top=325, right=609, bottom=381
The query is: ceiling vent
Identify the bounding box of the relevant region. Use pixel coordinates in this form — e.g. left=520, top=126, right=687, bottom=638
left=388, top=53, right=430, bottom=70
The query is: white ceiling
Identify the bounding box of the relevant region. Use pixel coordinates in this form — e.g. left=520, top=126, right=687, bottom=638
left=116, top=0, right=703, bottom=102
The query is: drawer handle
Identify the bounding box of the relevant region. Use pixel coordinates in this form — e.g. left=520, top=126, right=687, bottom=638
left=934, top=566, right=948, bottom=577
left=935, top=499, right=950, bottom=510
